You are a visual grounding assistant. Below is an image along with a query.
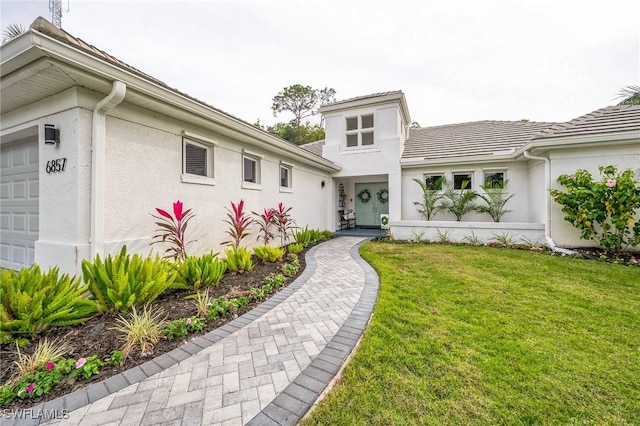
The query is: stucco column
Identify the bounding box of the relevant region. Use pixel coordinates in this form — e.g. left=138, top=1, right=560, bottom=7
left=389, top=170, right=402, bottom=221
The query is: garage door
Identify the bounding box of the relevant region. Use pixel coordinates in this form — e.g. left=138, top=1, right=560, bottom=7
left=0, top=139, right=39, bottom=270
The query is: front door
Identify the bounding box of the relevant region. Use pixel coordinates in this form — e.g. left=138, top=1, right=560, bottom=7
left=355, top=182, right=389, bottom=227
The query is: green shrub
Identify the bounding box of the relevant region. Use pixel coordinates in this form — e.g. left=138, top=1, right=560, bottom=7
left=550, top=166, right=640, bottom=255
left=287, top=243, right=303, bottom=255
left=0, top=266, right=98, bottom=343
left=82, top=246, right=176, bottom=312
left=253, top=245, right=285, bottom=262
left=162, top=316, right=206, bottom=341
left=224, top=246, right=253, bottom=273
left=293, top=226, right=327, bottom=247
left=322, top=230, right=333, bottom=240
left=173, top=253, right=227, bottom=290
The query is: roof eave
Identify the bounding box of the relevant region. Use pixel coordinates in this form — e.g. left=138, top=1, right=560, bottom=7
left=514, top=130, right=640, bottom=157
left=2, top=27, right=341, bottom=173
left=400, top=153, right=515, bottom=168
left=320, top=92, right=411, bottom=124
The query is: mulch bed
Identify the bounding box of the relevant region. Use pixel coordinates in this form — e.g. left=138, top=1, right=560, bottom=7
left=0, top=248, right=309, bottom=414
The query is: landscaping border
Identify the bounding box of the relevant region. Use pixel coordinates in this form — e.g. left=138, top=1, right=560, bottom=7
left=1, top=244, right=322, bottom=426
left=247, top=238, right=379, bottom=426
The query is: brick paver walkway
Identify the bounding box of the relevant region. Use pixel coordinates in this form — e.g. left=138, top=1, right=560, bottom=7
left=20, top=236, right=378, bottom=426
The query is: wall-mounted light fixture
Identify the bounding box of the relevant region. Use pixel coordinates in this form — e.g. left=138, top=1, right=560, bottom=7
left=321, top=180, right=325, bottom=188
left=44, top=124, right=60, bottom=145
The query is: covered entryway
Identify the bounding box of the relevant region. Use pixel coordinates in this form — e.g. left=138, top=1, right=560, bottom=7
left=0, top=138, right=39, bottom=270
left=355, top=182, right=389, bottom=227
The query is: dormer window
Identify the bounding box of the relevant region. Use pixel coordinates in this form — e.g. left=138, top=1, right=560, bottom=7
left=345, top=114, right=375, bottom=148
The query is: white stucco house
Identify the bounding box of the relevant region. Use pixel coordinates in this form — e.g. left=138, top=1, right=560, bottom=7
left=2, top=18, right=639, bottom=275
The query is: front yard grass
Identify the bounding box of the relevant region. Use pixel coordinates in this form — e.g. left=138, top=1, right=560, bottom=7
left=303, top=243, right=640, bottom=425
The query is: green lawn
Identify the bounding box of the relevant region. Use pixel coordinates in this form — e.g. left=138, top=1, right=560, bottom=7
left=303, top=243, right=640, bottom=425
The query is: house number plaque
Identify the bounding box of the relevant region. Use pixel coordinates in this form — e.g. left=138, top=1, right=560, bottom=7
left=46, top=158, right=67, bottom=174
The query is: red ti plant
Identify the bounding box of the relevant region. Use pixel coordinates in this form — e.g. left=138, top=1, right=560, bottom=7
left=151, top=200, right=195, bottom=260
left=252, top=208, right=276, bottom=245
left=272, top=202, right=297, bottom=246
left=223, top=200, right=253, bottom=247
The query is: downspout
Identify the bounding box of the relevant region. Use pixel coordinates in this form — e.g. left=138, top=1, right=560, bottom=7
left=523, top=150, right=576, bottom=255
left=91, top=81, right=126, bottom=259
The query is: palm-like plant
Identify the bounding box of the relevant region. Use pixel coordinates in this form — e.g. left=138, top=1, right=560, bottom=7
left=2, top=24, right=26, bottom=44
left=441, top=180, right=478, bottom=221
left=413, top=176, right=445, bottom=220
left=476, top=181, right=515, bottom=222
left=615, top=85, right=640, bottom=106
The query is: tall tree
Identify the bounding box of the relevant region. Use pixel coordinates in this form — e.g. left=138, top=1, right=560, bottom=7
left=2, top=24, right=26, bottom=44
left=271, top=84, right=336, bottom=144
left=616, top=85, right=640, bottom=106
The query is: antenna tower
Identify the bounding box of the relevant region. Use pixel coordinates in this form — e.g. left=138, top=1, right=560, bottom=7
left=49, top=0, right=62, bottom=28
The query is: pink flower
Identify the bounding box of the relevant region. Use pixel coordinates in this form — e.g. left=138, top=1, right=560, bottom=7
left=606, top=179, right=616, bottom=187
left=569, top=174, right=575, bottom=179
left=185, top=317, right=192, bottom=326
left=75, top=357, right=87, bottom=369
left=242, top=291, right=247, bottom=297
left=45, top=362, right=55, bottom=371
left=27, top=383, right=35, bottom=393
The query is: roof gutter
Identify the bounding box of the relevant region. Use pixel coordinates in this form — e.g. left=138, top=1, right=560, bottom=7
left=91, top=80, right=126, bottom=260
left=523, top=150, right=575, bottom=256
left=23, top=27, right=340, bottom=173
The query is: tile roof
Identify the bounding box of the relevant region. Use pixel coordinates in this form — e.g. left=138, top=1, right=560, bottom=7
left=403, top=120, right=556, bottom=160
left=299, top=139, right=325, bottom=157
left=533, top=104, right=640, bottom=139
left=27, top=17, right=293, bottom=146
left=322, top=90, right=403, bottom=108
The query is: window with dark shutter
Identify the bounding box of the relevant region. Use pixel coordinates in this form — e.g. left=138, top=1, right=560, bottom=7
left=185, top=142, right=207, bottom=176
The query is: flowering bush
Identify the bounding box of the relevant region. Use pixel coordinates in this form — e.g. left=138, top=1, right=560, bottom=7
left=151, top=200, right=195, bottom=260
left=550, top=166, right=640, bottom=255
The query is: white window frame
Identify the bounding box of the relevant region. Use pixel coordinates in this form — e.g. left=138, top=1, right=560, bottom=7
left=453, top=172, right=474, bottom=190
left=423, top=173, right=444, bottom=191
left=279, top=162, right=293, bottom=193
left=242, top=151, right=262, bottom=190
left=483, top=170, right=506, bottom=188
left=345, top=113, right=376, bottom=149
left=181, top=132, right=215, bottom=186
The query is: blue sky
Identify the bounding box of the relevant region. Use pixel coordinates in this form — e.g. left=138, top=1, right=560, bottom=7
left=2, top=0, right=639, bottom=127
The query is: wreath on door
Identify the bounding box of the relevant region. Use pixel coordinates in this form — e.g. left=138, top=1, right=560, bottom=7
left=377, top=188, right=389, bottom=204
left=357, top=189, right=372, bottom=203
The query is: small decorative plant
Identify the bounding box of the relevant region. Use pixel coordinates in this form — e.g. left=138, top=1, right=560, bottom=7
left=254, top=245, right=285, bottom=263
left=82, top=246, right=176, bottom=312
left=413, top=176, right=445, bottom=220
left=476, top=181, right=514, bottom=222
left=173, top=253, right=227, bottom=290
left=112, top=305, right=165, bottom=358
left=151, top=200, right=195, bottom=260
left=287, top=243, right=303, bottom=255
left=224, top=246, right=253, bottom=273
left=0, top=266, right=98, bottom=343
left=550, top=166, right=640, bottom=255
left=253, top=208, right=276, bottom=245
left=272, top=202, right=297, bottom=246
left=224, top=200, right=253, bottom=247
left=492, top=232, right=517, bottom=248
